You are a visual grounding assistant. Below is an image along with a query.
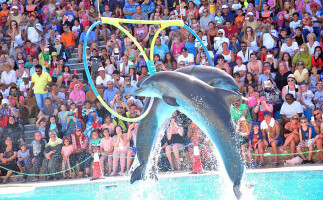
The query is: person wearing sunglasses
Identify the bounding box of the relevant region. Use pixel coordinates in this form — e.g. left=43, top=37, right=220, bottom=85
left=280, top=114, right=301, bottom=157
left=281, top=74, right=302, bottom=102
left=280, top=93, right=303, bottom=128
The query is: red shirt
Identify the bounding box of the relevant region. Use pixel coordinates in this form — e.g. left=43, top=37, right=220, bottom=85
left=223, top=26, right=238, bottom=40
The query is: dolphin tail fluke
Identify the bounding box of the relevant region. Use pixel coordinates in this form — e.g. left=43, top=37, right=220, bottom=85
left=233, top=181, right=242, bottom=200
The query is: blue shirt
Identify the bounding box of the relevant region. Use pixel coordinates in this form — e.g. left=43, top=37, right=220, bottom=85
left=123, top=85, right=138, bottom=102
left=103, top=87, right=120, bottom=106
left=141, top=1, right=155, bottom=14
left=185, top=41, right=196, bottom=57
left=123, top=2, right=139, bottom=19
left=153, top=44, right=169, bottom=59
left=80, top=31, right=97, bottom=44
left=222, top=12, right=235, bottom=23
left=229, top=43, right=241, bottom=54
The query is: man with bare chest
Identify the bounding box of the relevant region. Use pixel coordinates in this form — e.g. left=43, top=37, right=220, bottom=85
left=260, top=111, right=282, bottom=166
left=247, top=53, right=263, bottom=79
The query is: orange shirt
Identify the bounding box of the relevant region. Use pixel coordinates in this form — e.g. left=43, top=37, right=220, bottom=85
left=0, top=10, right=9, bottom=20
left=234, top=16, right=245, bottom=27
left=60, top=32, right=75, bottom=48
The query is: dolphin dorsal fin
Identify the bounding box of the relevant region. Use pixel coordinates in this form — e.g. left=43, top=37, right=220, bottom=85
left=162, top=95, right=180, bottom=107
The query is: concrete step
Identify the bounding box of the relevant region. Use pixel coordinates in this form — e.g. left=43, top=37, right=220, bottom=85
left=73, top=44, right=107, bottom=55
left=24, top=124, right=38, bottom=132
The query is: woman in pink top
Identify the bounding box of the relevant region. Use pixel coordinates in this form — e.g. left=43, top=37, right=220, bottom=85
left=170, top=37, right=184, bottom=59
left=99, top=128, right=114, bottom=175
left=61, top=137, right=74, bottom=179
left=245, top=84, right=259, bottom=121
left=69, top=84, right=85, bottom=106
left=110, top=126, right=129, bottom=176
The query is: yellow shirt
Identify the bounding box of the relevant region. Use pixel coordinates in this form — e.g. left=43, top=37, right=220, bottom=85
left=209, top=4, right=216, bottom=15
left=31, top=71, right=52, bottom=94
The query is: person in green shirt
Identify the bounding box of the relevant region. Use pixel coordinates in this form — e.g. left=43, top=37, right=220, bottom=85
left=231, top=99, right=253, bottom=123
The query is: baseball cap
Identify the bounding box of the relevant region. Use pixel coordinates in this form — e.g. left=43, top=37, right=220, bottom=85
left=92, top=48, right=99, bottom=51
left=222, top=5, right=228, bottom=9
left=181, top=47, right=188, bottom=52
left=315, top=82, right=322, bottom=86
left=236, top=56, right=242, bottom=60
left=51, top=52, right=57, bottom=56
left=252, top=122, right=260, bottom=127
left=1, top=99, right=9, bottom=105
left=11, top=6, right=18, bottom=9
left=287, top=74, right=295, bottom=79
left=129, top=65, right=136, bottom=69
left=44, top=47, right=49, bottom=51
left=98, top=67, right=105, bottom=72
left=263, top=111, right=271, bottom=117
left=247, top=12, right=254, bottom=16
left=263, top=66, right=270, bottom=71
left=21, top=73, right=29, bottom=79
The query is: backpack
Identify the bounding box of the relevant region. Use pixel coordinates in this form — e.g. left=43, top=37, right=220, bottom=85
left=0, top=109, right=11, bottom=128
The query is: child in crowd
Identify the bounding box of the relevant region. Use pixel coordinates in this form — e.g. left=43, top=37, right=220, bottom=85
left=302, top=12, right=313, bottom=33
left=88, top=130, right=102, bottom=176
left=92, top=115, right=102, bottom=136
left=236, top=116, right=251, bottom=165
left=61, top=137, right=74, bottom=179
left=99, top=128, right=114, bottom=175
left=17, top=143, right=30, bottom=173
left=214, top=10, right=224, bottom=28
left=69, top=102, right=78, bottom=118
left=289, top=12, right=301, bottom=35
left=234, top=9, right=244, bottom=30
left=300, top=83, right=315, bottom=115
left=36, top=118, right=47, bottom=138
left=296, top=118, right=314, bottom=163
left=58, top=104, right=68, bottom=131
left=160, top=29, right=169, bottom=45
left=293, top=27, right=306, bottom=46
left=248, top=122, right=264, bottom=168
left=231, top=0, right=242, bottom=12
left=209, top=0, right=216, bottom=15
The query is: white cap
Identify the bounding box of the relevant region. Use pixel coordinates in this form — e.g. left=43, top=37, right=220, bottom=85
left=247, top=12, right=254, bottom=16
left=11, top=6, right=18, bottom=9
left=22, top=72, right=29, bottom=78
left=44, top=47, right=49, bottom=51
left=98, top=67, right=105, bottom=72
left=1, top=99, right=9, bottom=105
left=222, top=5, right=228, bottom=9
left=287, top=74, right=295, bottom=79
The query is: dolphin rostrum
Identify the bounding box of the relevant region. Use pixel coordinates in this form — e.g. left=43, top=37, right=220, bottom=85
left=133, top=71, right=244, bottom=199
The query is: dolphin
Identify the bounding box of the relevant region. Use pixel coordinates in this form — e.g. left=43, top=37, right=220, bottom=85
left=131, top=66, right=240, bottom=185
left=133, top=71, right=244, bottom=199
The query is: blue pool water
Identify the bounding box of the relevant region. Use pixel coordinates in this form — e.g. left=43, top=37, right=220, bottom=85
left=2, top=170, right=323, bottom=200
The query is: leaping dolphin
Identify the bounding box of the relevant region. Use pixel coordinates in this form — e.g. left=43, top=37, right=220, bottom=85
left=131, top=66, right=239, bottom=185
left=133, top=71, right=244, bottom=199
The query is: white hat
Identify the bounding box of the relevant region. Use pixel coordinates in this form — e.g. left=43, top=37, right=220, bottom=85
left=222, top=5, right=228, bottom=9
left=44, top=47, right=49, bottom=51
left=11, top=6, right=18, bottom=9
left=128, top=96, right=135, bottom=101
left=247, top=12, right=254, bottom=16
left=98, top=67, right=105, bottom=72
left=1, top=99, right=9, bottom=105
left=22, top=72, right=29, bottom=79
left=287, top=74, right=295, bottom=79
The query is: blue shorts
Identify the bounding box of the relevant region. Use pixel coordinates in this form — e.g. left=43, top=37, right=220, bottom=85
left=266, top=137, right=283, bottom=147
left=131, top=147, right=136, bottom=154
left=17, top=159, right=28, bottom=166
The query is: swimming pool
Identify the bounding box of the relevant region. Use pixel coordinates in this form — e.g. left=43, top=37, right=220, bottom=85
left=1, top=169, right=322, bottom=200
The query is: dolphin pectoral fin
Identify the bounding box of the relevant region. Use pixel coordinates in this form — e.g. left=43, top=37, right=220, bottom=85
left=162, top=95, right=180, bottom=107
left=233, top=181, right=242, bottom=200
left=131, top=164, right=146, bottom=184
left=130, top=164, right=158, bottom=184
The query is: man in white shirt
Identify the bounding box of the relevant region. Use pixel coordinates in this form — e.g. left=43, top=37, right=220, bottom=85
left=177, top=47, right=194, bottom=66
left=259, top=21, right=279, bottom=57
left=237, top=42, right=254, bottom=64
left=119, top=55, right=134, bottom=76
left=25, top=15, right=43, bottom=45
left=280, top=36, right=299, bottom=58
left=96, top=67, right=112, bottom=89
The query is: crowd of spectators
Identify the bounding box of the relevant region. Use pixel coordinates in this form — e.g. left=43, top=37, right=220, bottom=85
left=0, top=0, right=323, bottom=184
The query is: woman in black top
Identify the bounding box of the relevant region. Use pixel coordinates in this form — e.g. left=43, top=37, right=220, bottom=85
left=165, top=118, right=185, bottom=171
